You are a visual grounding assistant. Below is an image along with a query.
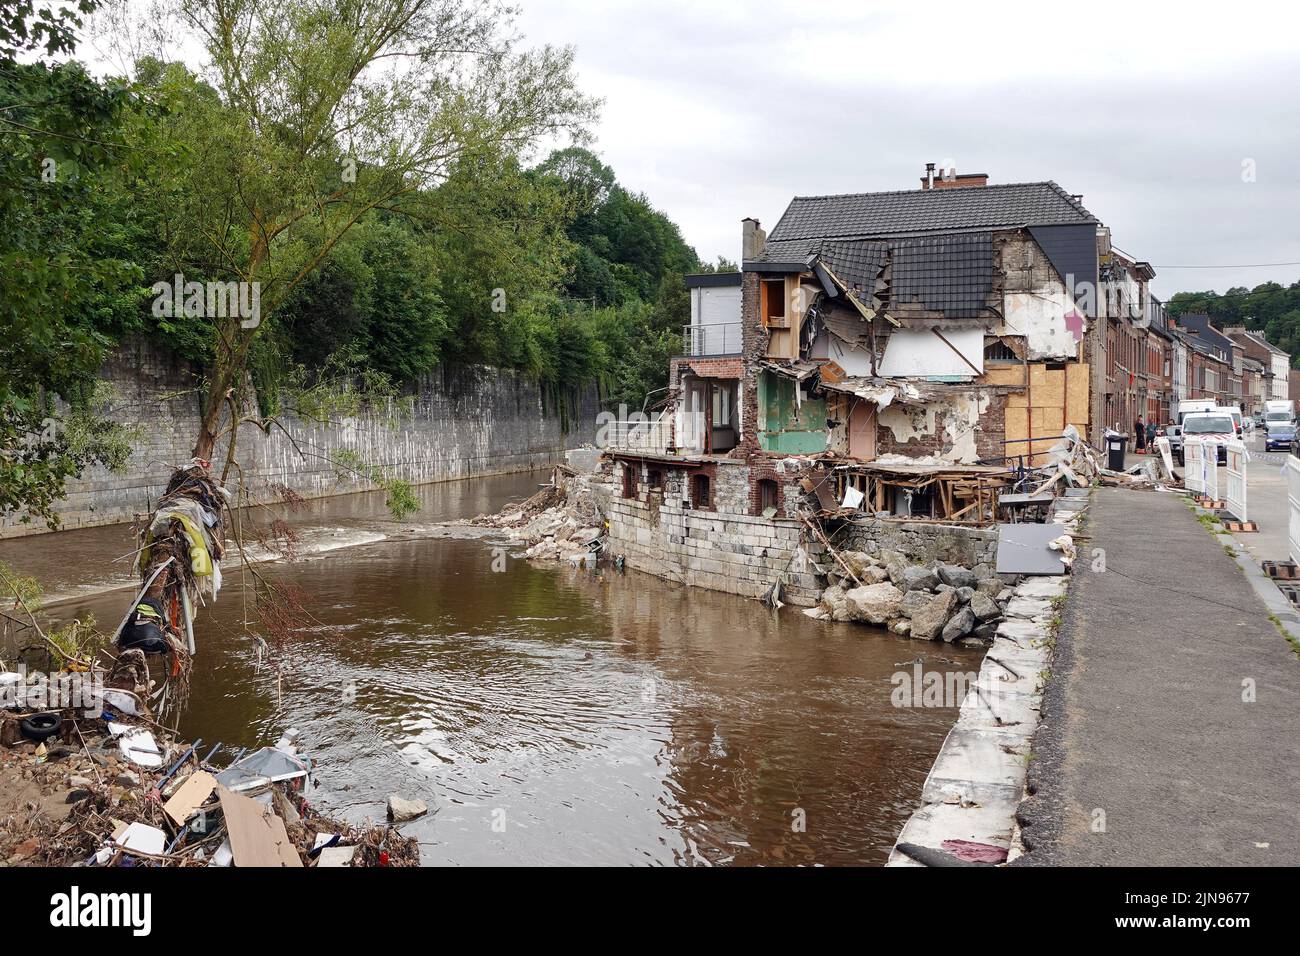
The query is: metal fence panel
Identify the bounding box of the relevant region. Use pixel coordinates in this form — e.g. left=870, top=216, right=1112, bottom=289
left=1224, top=440, right=1249, bottom=522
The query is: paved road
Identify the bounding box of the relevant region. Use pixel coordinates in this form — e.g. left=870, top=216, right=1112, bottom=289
left=1016, top=486, right=1300, bottom=866
left=1229, top=430, right=1293, bottom=564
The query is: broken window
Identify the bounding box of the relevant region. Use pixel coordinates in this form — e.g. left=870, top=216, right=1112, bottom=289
left=692, top=473, right=711, bottom=509
left=647, top=469, right=664, bottom=492
left=756, top=478, right=779, bottom=515
left=984, top=338, right=1018, bottom=362
left=622, top=464, right=637, bottom=499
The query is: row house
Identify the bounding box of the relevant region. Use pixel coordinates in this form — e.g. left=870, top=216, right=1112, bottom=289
left=1224, top=326, right=1290, bottom=412
left=610, top=169, right=1162, bottom=527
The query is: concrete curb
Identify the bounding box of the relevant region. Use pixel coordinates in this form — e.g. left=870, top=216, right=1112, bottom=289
left=885, top=498, right=1084, bottom=867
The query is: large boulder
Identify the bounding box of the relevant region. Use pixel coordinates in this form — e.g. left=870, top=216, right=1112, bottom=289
left=820, top=584, right=853, bottom=622
left=864, top=565, right=892, bottom=585
left=937, top=564, right=978, bottom=590
left=900, top=565, right=939, bottom=592
left=941, top=606, right=977, bottom=643
left=975, top=578, right=1004, bottom=600
left=884, top=556, right=909, bottom=588
left=844, top=583, right=905, bottom=625
left=898, top=590, right=932, bottom=620
left=970, top=592, right=1002, bottom=622
left=911, top=589, right=960, bottom=641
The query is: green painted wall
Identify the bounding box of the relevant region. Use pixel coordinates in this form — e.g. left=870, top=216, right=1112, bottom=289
left=758, top=372, right=828, bottom=454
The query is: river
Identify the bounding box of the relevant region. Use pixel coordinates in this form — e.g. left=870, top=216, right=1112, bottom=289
left=0, top=470, right=981, bottom=866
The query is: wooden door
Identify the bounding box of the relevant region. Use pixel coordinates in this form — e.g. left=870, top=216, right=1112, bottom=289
left=848, top=400, right=877, bottom=460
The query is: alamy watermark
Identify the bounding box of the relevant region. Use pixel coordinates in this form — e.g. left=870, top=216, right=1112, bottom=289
left=1, top=666, right=106, bottom=716
left=151, top=272, right=261, bottom=329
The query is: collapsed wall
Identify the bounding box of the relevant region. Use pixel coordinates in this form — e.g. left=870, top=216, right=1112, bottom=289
left=2, top=338, right=600, bottom=538
left=603, top=455, right=1001, bottom=608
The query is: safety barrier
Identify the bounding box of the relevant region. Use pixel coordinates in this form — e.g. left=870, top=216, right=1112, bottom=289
left=1288, top=456, right=1300, bottom=566
left=1184, top=437, right=1220, bottom=501
left=1224, top=440, right=1249, bottom=522
left=1184, top=437, right=1205, bottom=495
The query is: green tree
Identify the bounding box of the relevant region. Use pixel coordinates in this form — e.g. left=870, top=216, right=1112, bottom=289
left=0, top=0, right=147, bottom=527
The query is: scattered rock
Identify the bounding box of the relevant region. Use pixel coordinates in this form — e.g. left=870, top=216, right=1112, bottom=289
left=890, top=620, right=912, bottom=636
left=970, top=592, right=1002, bottom=622
left=386, top=794, right=428, bottom=824
left=900, top=565, right=939, bottom=592
left=898, top=590, right=932, bottom=620
left=113, top=771, right=140, bottom=788
left=937, top=564, right=978, bottom=589
left=911, top=589, right=960, bottom=641
left=844, top=583, right=905, bottom=625
left=941, top=606, right=977, bottom=643
left=864, top=565, right=891, bottom=584
left=976, top=578, right=1004, bottom=599
left=956, top=586, right=975, bottom=604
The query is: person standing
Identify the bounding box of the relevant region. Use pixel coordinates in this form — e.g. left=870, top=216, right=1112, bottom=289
left=1146, top=418, right=1158, bottom=453
left=1134, top=416, right=1146, bottom=454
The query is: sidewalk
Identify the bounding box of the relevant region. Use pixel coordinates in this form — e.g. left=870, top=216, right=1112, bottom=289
left=1016, top=487, right=1300, bottom=866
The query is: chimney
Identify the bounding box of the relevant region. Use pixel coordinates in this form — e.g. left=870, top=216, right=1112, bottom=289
left=921, top=164, right=988, bottom=189
left=742, top=217, right=766, bottom=261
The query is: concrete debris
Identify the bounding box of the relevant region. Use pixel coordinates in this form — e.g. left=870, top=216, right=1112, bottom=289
left=386, top=793, right=428, bottom=824
left=473, top=464, right=609, bottom=565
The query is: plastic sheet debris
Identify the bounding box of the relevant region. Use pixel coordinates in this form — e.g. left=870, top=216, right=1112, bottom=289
left=114, top=822, right=167, bottom=857
left=117, top=728, right=165, bottom=768
left=215, top=746, right=310, bottom=792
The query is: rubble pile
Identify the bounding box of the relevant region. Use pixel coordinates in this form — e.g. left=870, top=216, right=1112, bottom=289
left=473, top=465, right=608, bottom=565
left=0, top=711, right=418, bottom=867
left=1034, top=426, right=1179, bottom=494
left=804, top=549, right=1020, bottom=645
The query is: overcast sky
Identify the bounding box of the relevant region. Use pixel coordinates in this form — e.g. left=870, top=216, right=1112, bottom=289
left=516, top=0, right=1300, bottom=302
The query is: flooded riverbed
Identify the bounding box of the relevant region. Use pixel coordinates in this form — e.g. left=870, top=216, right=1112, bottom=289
left=1, top=471, right=981, bottom=866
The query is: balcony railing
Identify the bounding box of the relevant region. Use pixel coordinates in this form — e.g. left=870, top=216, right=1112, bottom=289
left=682, top=322, right=743, bottom=356
left=602, top=415, right=673, bottom=454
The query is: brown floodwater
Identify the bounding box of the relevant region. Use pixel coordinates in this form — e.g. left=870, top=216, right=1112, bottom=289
left=0, top=471, right=981, bottom=866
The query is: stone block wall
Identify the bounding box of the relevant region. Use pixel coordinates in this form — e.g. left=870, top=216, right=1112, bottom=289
left=604, top=457, right=824, bottom=605
left=840, top=518, right=999, bottom=569
left=2, top=339, right=600, bottom=537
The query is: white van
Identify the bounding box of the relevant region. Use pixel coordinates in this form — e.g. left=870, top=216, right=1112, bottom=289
left=1177, top=399, right=1216, bottom=425
left=1211, top=406, right=1243, bottom=438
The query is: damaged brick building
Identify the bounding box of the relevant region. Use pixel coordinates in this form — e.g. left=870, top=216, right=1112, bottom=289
left=604, top=168, right=1156, bottom=601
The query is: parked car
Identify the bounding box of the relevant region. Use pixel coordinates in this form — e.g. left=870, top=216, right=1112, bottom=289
left=1265, top=420, right=1296, bottom=452
left=1178, top=412, right=1235, bottom=465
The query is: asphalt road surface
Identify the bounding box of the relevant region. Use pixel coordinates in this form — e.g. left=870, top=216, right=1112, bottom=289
left=1015, top=486, right=1300, bottom=866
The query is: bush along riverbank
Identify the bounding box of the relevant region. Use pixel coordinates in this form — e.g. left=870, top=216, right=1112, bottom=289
left=0, top=702, right=419, bottom=867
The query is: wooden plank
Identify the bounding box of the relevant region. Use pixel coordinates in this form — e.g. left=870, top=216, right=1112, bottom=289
left=218, top=786, right=303, bottom=868
left=1066, top=361, right=1090, bottom=424
left=982, top=365, right=1026, bottom=388
left=163, top=770, right=217, bottom=827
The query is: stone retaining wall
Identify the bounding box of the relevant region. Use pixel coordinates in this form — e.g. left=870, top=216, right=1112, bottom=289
left=2, top=338, right=600, bottom=538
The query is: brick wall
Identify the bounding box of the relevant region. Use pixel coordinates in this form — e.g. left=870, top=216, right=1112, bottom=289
left=3, top=338, right=601, bottom=538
